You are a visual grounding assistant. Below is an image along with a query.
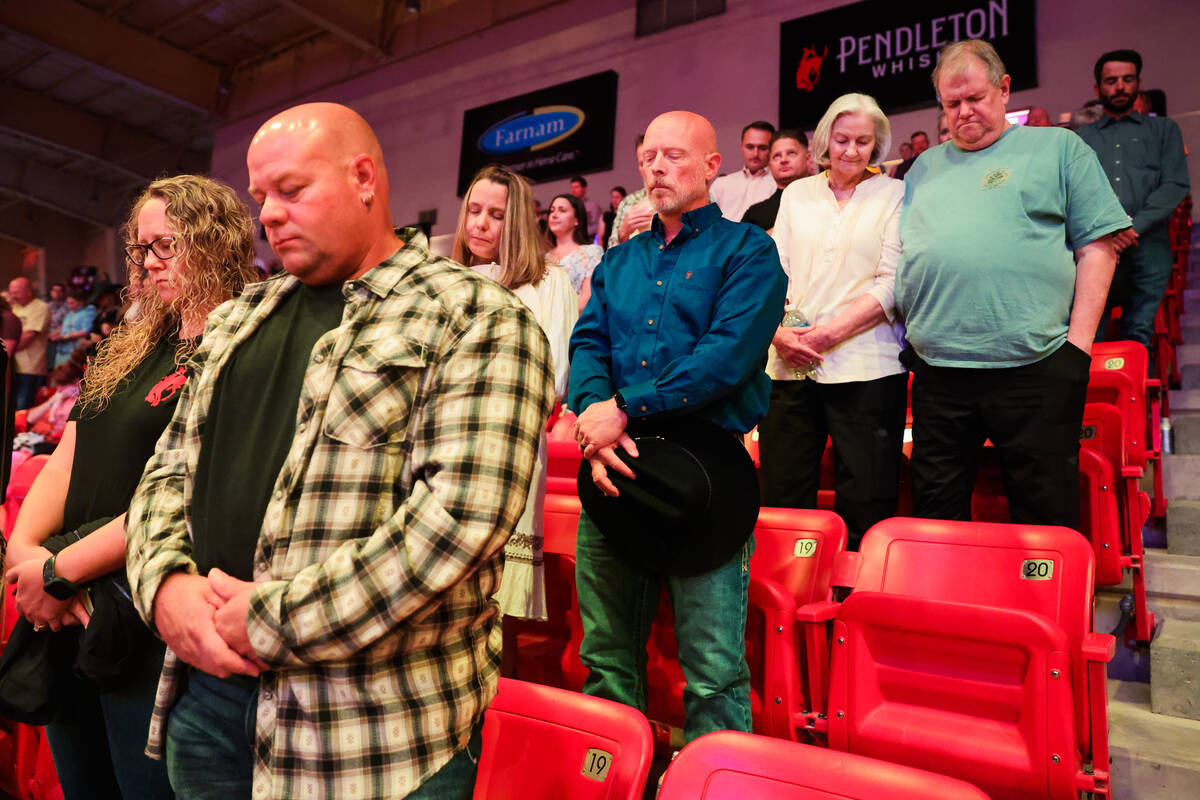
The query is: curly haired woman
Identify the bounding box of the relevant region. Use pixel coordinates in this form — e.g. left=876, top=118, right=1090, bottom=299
left=4, top=174, right=260, bottom=799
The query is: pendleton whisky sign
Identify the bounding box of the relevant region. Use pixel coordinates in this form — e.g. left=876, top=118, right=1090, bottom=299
left=779, top=0, right=1037, bottom=130
left=458, top=71, right=618, bottom=195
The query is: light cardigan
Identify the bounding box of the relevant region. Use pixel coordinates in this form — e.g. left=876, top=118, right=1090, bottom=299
left=769, top=170, right=906, bottom=384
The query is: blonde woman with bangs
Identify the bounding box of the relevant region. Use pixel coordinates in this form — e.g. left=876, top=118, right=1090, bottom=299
left=4, top=174, right=258, bottom=799
left=452, top=164, right=577, bottom=622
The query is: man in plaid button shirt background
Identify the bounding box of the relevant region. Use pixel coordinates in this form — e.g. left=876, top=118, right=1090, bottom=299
left=125, top=103, right=554, bottom=799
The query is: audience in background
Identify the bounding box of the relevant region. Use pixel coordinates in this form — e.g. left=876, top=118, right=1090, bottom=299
left=8, top=276, right=51, bottom=410
left=760, top=94, right=907, bottom=549
left=46, top=282, right=67, bottom=367
left=710, top=120, right=776, bottom=221
left=454, top=164, right=577, bottom=623
left=890, top=130, right=929, bottom=179
left=49, top=288, right=96, bottom=368
left=609, top=136, right=655, bottom=248
left=545, top=193, right=604, bottom=311
left=1026, top=106, right=1052, bottom=126
left=1078, top=48, right=1190, bottom=350
left=601, top=186, right=625, bottom=249
left=569, top=175, right=602, bottom=241
left=14, top=360, right=84, bottom=452
left=742, top=129, right=809, bottom=232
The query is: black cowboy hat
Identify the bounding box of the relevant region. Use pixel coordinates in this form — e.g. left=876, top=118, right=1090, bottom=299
left=577, top=416, right=759, bottom=577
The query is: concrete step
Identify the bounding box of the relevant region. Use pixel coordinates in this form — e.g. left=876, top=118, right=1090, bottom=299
left=1162, top=454, right=1200, bottom=501
left=1168, top=413, right=1200, bottom=454
left=1178, top=344, right=1200, bottom=367
left=1165, top=500, right=1200, bottom=557
left=1108, top=679, right=1200, bottom=799
left=1179, top=363, right=1200, bottom=391
left=1150, top=618, right=1200, bottom=721
left=1169, top=390, right=1200, bottom=412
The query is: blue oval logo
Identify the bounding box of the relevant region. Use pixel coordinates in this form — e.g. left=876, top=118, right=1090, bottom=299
left=478, top=105, right=585, bottom=155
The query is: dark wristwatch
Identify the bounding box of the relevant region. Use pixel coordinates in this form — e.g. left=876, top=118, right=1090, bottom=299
left=42, top=555, right=80, bottom=601
left=612, top=391, right=627, bottom=412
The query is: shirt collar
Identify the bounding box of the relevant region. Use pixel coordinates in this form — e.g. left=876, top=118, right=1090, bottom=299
left=1097, top=111, right=1145, bottom=129
left=650, top=202, right=723, bottom=243
left=743, top=165, right=770, bottom=179
left=350, top=227, right=429, bottom=299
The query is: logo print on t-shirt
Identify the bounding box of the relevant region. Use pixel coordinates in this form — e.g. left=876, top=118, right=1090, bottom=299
left=981, top=168, right=1011, bottom=190
left=145, top=367, right=189, bottom=407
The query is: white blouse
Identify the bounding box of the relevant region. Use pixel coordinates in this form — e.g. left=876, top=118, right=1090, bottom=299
left=769, top=171, right=906, bottom=384
left=471, top=262, right=577, bottom=400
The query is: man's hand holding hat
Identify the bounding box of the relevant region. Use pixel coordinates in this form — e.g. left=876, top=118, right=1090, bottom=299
left=573, top=397, right=640, bottom=497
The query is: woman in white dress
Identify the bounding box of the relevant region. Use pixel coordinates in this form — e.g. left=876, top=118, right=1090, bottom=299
left=759, top=93, right=908, bottom=549
left=452, top=165, right=578, bottom=620
left=546, top=193, right=603, bottom=312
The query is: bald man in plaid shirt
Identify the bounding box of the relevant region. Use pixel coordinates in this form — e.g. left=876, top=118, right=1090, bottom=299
left=125, top=103, right=554, bottom=799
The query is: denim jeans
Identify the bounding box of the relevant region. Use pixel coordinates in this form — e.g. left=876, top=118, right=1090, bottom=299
left=1096, top=233, right=1173, bottom=348
left=44, top=637, right=173, bottom=800
left=13, top=372, right=44, bottom=410
left=165, top=672, right=258, bottom=800
left=575, top=509, right=753, bottom=742
left=165, top=671, right=482, bottom=799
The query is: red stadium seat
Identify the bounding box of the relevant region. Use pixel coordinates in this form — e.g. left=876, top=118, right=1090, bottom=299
left=2, top=454, right=50, bottom=537
left=820, top=518, right=1115, bottom=800
left=657, top=730, right=991, bottom=800
left=642, top=509, right=848, bottom=742
left=474, top=678, right=654, bottom=800
left=546, top=412, right=581, bottom=496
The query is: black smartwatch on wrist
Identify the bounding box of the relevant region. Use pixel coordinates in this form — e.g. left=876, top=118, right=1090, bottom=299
left=612, top=391, right=627, bottom=412
left=42, top=555, right=80, bottom=601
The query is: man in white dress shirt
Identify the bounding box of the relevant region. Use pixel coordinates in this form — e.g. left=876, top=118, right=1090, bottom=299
left=710, top=120, right=776, bottom=221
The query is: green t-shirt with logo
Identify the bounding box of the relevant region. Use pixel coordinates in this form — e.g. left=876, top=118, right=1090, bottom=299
left=896, top=124, right=1129, bottom=368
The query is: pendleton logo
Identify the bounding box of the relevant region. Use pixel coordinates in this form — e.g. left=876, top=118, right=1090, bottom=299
left=478, top=106, right=586, bottom=155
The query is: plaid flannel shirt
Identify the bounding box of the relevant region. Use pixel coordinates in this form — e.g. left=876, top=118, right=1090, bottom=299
left=126, top=229, right=554, bottom=799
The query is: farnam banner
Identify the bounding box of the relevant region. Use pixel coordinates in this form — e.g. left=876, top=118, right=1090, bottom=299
left=457, top=71, right=618, bottom=196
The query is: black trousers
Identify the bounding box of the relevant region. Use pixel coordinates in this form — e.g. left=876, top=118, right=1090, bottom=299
left=903, top=342, right=1090, bottom=529
left=757, top=373, right=908, bottom=547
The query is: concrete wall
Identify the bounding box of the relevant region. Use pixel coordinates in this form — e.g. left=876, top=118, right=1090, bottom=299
left=211, top=0, right=1200, bottom=248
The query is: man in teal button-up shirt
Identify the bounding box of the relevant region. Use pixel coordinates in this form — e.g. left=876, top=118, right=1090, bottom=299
left=1078, top=49, right=1190, bottom=347
left=568, top=110, right=786, bottom=742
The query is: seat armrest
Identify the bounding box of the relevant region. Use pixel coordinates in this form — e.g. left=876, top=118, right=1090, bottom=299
left=1082, top=632, right=1117, bottom=663
left=797, top=599, right=841, bottom=624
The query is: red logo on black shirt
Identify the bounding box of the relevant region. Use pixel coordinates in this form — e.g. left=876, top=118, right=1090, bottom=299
left=146, top=367, right=188, bottom=407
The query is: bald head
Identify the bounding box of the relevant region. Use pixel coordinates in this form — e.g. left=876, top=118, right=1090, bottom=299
left=7, top=277, right=33, bottom=306
left=247, top=102, right=401, bottom=285
left=640, top=111, right=721, bottom=222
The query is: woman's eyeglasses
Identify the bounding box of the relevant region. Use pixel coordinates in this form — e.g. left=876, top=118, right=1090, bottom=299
left=125, top=235, right=179, bottom=266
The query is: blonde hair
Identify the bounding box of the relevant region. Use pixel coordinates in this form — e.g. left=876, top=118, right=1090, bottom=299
left=810, top=93, right=892, bottom=169
left=79, top=174, right=259, bottom=411
left=452, top=165, right=547, bottom=290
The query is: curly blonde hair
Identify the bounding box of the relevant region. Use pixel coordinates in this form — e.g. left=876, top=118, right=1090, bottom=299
left=79, top=174, right=259, bottom=410
left=451, top=165, right=547, bottom=290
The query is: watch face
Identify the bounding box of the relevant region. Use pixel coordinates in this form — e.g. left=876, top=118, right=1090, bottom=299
left=43, top=558, right=77, bottom=601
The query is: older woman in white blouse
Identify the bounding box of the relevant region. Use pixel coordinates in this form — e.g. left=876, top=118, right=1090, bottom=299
left=758, top=92, right=907, bottom=548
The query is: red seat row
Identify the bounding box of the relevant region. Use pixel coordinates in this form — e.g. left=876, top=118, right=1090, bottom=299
left=476, top=678, right=990, bottom=799
left=503, top=504, right=1114, bottom=800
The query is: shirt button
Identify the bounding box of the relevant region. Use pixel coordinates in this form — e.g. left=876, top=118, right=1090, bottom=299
left=274, top=490, right=284, bottom=500
left=641, top=405, right=647, bottom=412
left=1115, top=177, right=1121, bottom=181
left=682, top=397, right=688, bottom=404
left=658, top=245, right=664, bottom=250
left=641, top=360, right=647, bottom=367
left=313, top=352, right=325, bottom=363
left=1115, top=160, right=1120, bottom=165
left=656, top=281, right=663, bottom=286
left=648, top=319, right=654, bottom=325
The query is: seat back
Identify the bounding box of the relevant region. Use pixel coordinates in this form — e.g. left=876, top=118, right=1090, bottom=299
left=1088, top=345, right=1149, bottom=468
left=838, top=518, right=1101, bottom=798
left=546, top=413, right=581, bottom=496
left=752, top=508, right=847, bottom=606
left=658, top=731, right=990, bottom=800
left=2, top=454, right=49, bottom=532
left=474, top=678, right=653, bottom=800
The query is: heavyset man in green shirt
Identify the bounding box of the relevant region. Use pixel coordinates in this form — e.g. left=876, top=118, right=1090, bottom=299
left=896, top=39, right=1130, bottom=527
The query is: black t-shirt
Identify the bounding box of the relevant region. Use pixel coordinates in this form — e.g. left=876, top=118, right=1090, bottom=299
left=66, top=334, right=189, bottom=531
left=741, top=188, right=784, bottom=231
left=191, top=282, right=345, bottom=581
